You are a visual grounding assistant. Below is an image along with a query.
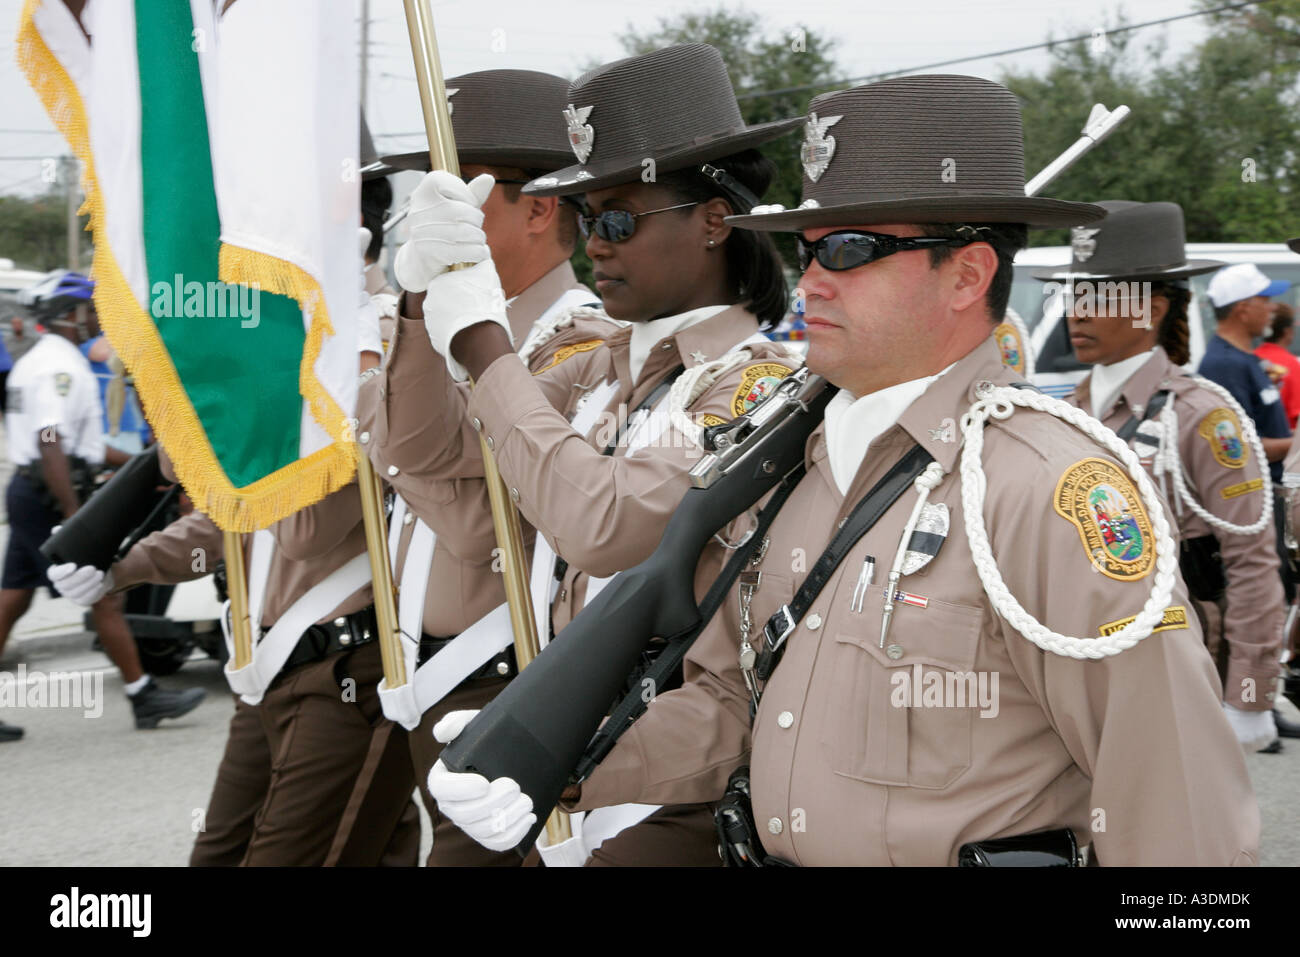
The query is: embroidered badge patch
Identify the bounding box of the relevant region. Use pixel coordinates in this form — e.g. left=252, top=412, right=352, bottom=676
left=696, top=413, right=728, bottom=429
left=532, top=339, right=604, bottom=375
left=54, top=372, right=72, bottom=397
left=1053, top=458, right=1155, bottom=581
left=731, top=363, right=791, bottom=416
left=1098, top=605, right=1188, bottom=637
left=991, top=322, right=1025, bottom=374
left=1197, top=408, right=1247, bottom=469
left=1222, top=477, right=1264, bottom=499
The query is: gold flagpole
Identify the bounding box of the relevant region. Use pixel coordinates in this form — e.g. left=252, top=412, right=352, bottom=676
left=224, top=531, right=252, bottom=669
left=401, top=0, right=571, bottom=846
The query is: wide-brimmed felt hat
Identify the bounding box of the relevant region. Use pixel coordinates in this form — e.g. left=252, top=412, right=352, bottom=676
left=727, top=75, right=1103, bottom=232
left=370, top=70, right=577, bottom=175
left=359, top=113, right=389, bottom=181
left=521, top=43, right=801, bottom=200
left=1032, top=201, right=1223, bottom=281
left=1289, top=237, right=1300, bottom=254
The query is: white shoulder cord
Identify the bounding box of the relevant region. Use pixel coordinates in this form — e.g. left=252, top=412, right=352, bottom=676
left=667, top=343, right=805, bottom=448
left=516, top=305, right=609, bottom=368
left=959, top=384, right=1178, bottom=659
left=1151, top=375, right=1271, bottom=536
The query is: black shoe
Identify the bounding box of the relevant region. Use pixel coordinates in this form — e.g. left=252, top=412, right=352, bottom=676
left=1258, top=737, right=1284, bottom=754
left=130, top=678, right=205, bottom=729
left=0, top=720, right=23, bottom=742
left=1273, top=709, right=1300, bottom=739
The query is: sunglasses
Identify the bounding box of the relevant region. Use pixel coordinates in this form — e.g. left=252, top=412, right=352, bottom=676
left=578, top=202, right=701, bottom=243
left=796, top=230, right=976, bottom=272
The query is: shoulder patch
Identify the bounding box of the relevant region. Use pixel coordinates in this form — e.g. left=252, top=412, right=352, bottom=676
left=731, top=363, right=791, bottom=416
left=696, top=413, right=728, bottom=428
left=1098, top=605, right=1188, bottom=637
left=1053, top=458, right=1155, bottom=581
left=53, top=372, right=72, bottom=397
left=532, top=339, right=604, bottom=375
left=991, top=322, right=1026, bottom=375
left=1197, top=407, right=1247, bottom=469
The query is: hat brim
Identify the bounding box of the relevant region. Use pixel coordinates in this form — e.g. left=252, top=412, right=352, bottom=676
left=1262, top=278, right=1292, bottom=297
left=377, top=147, right=578, bottom=175
left=725, top=195, right=1106, bottom=231
left=523, top=116, right=803, bottom=198
left=1289, top=238, right=1300, bottom=254
left=1031, top=258, right=1226, bottom=282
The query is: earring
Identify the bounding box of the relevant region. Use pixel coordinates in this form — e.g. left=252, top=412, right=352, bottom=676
left=706, top=238, right=716, bottom=247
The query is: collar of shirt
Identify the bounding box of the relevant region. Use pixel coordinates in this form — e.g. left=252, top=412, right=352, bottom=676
left=504, top=259, right=589, bottom=345
left=823, top=363, right=956, bottom=496
left=627, top=304, right=730, bottom=384
left=1087, top=347, right=1160, bottom=419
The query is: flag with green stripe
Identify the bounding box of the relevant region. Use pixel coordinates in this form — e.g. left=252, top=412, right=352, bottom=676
left=18, top=0, right=361, bottom=531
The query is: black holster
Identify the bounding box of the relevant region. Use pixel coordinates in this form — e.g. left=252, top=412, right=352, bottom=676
left=714, top=766, right=793, bottom=867
left=958, top=828, right=1083, bottom=867
left=1180, top=534, right=1226, bottom=603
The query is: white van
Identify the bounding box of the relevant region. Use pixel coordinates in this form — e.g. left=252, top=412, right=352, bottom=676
left=1010, top=243, right=1300, bottom=399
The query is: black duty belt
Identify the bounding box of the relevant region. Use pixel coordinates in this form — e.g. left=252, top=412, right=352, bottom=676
left=279, top=604, right=379, bottom=675
left=417, top=633, right=517, bottom=681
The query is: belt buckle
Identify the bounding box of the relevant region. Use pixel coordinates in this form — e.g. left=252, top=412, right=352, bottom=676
left=762, top=604, right=796, bottom=654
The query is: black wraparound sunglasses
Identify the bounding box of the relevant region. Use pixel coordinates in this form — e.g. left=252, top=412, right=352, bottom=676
left=796, top=229, right=978, bottom=272
left=578, top=202, right=701, bottom=243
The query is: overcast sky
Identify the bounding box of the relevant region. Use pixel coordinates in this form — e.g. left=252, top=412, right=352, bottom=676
left=0, top=0, right=1213, bottom=197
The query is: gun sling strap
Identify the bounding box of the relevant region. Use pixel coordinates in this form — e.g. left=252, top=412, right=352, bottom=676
left=1114, top=388, right=1172, bottom=442
left=754, top=442, right=935, bottom=682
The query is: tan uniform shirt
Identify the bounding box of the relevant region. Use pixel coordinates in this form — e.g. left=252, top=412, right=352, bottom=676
left=366, top=292, right=798, bottom=636
left=358, top=261, right=606, bottom=636
left=1067, top=347, right=1283, bottom=710
left=575, top=339, right=1259, bottom=866
left=114, top=482, right=373, bottom=628
left=1281, top=430, right=1300, bottom=551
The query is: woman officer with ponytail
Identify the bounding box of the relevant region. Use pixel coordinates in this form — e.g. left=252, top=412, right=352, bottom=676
left=1043, top=201, right=1286, bottom=753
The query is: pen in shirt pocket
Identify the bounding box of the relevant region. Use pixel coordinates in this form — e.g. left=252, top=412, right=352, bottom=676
left=850, top=555, right=875, bottom=614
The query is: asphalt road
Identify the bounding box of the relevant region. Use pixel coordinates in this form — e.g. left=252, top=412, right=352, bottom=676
left=1, top=624, right=1298, bottom=866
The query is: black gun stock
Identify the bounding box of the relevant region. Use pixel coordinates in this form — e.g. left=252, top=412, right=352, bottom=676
left=440, top=370, right=832, bottom=850
left=40, top=445, right=166, bottom=571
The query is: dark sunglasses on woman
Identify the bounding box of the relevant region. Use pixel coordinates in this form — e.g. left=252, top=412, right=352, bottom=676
left=578, top=202, right=701, bottom=243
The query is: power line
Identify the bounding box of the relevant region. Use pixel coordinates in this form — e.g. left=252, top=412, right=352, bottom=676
left=736, top=0, right=1278, bottom=101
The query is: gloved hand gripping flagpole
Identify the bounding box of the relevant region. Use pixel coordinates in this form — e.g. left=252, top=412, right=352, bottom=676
left=401, top=0, right=571, bottom=846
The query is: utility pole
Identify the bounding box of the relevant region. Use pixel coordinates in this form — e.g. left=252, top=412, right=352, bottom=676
left=63, top=154, right=78, bottom=271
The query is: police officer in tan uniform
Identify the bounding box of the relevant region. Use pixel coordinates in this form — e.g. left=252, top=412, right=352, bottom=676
left=376, top=44, right=802, bottom=865
left=357, top=68, right=616, bottom=866
left=430, top=76, right=1260, bottom=866
left=1042, top=201, right=1286, bottom=752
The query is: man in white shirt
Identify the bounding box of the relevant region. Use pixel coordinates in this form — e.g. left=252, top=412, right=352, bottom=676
left=0, top=272, right=204, bottom=741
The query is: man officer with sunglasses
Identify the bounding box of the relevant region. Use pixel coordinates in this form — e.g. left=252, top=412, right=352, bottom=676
left=432, top=76, right=1260, bottom=866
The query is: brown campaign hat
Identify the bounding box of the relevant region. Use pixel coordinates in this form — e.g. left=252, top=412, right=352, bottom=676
left=359, top=112, right=389, bottom=181
left=522, top=43, right=801, bottom=199
left=728, top=75, right=1103, bottom=232
left=376, top=69, right=577, bottom=174
left=1032, top=201, right=1224, bottom=281
left=1289, top=237, right=1300, bottom=254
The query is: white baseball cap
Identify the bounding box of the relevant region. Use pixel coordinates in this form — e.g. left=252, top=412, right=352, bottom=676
left=1206, top=263, right=1291, bottom=308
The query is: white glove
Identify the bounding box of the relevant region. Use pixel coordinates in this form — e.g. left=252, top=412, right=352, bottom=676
left=427, top=709, right=536, bottom=852
left=357, top=228, right=383, bottom=359
left=48, top=561, right=112, bottom=606
left=392, top=170, right=494, bottom=292
left=1222, top=702, right=1277, bottom=752
left=422, top=259, right=513, bottom=382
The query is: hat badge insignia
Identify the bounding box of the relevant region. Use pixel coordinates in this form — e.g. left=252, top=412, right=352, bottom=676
left=445, top=88, right=458, bottom=114
left=1072, top=227, right=1101, bottom=263
left=564, top=103, right=595, bottom=164
left=800, top=112, right=842, bottom=182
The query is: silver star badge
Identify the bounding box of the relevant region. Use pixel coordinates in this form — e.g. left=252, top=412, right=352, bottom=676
left=446, top=88, right=459, bottom=114
left=799, top=112, right=842, bottom=182
left=563, top=103, right=595, bottom=164
left=1072, top=227, right=1101, bottom=263
left=690, top=350, right=707, bottom=364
